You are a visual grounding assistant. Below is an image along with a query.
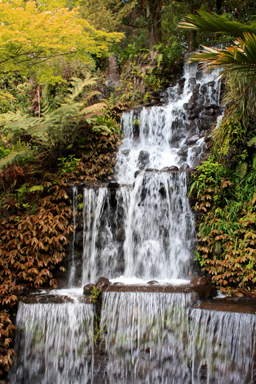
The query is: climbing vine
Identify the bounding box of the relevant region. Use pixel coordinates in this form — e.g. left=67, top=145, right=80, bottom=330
left=190, top=117, right=256, bottom=295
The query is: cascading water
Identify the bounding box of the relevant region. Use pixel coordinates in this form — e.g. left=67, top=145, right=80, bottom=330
left=100, top=292, right=198, bottom=384
left=79, top=64, right=222, bottom=284
left=9, top=302, right=94, bottom=384
left=100, top=292, right=256, bottom=384
left=10, top=61, right=256, bottom=384
left=68, top=186, right=78, bottom=287
left=189, top=309, right=256, bottom=384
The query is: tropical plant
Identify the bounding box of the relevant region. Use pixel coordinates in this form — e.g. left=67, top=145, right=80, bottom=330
left=179, top=11, right=256, bottom=74
left=0, top=75, right=106, bottom=158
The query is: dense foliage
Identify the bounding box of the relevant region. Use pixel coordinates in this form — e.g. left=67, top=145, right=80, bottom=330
left=0, top=0, right=256, bottom=376
left=182, top=12, right=256, bottom=295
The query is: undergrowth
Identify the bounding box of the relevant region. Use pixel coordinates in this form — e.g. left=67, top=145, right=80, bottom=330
left=190, top=115, right=256, bottom=296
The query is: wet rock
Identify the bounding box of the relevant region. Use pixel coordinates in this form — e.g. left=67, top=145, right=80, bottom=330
left=190, top=276, right=209, bottom=285
left=189, top=106, right=203, bottom=120
left=121, top=149, right=130, bottom=156
left=178, top=147, right=188, bottom=158
left=147, top=280, right=159, bottom=285
left=96, top=276, right=110, bottom=291
left=185, top=134, right=200, bottom=146
left=108, top=181, right=119, bottom=189
left=188, top=77, right=196, bottom=88
left=196, top=71, right=203, bottom=81
left=206, top=141, right=213, bottom=150
left=105, top=283, right=216, bottom=300
left=180, top=163, right=190, bottom=171
left=138, top=150, right=150, bottom=169
left=83, top=283, right=95, bottom=295
left=134, top=170, right=142, bottom=178
left=183, top=102, right=193, bottom=111
left=161, top=166, right=179, bottom=172
left=205, top=103, right=219, bottom=110
left=21, top=294, right=75, bottom=304
left=195, top=297, right=256, bottom=314
left=191, top=146, right=202, bottom=156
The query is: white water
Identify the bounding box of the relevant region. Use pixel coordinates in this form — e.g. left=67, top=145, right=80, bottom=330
left=190, top=309, right=256, bottom=384
left=79, top=64, right=222, bottom=284
left=9, top=303, right=94, bottom=384
left=100, top=292, right=256, bottom=384
left=68, top=186, right=78, bottom=287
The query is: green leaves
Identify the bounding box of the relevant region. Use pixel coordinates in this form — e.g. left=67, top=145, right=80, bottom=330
left=179, top=11, right=256, bottom=38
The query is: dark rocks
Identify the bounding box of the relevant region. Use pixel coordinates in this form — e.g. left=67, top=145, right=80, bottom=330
left=138, top=150, right=150, bottom=169
left=83, top=283, right=95, bottom=295
left=105, top=282, right=217, bottom=300
left=95, top=277, right=110, bottom=291
left=185, top=134, right=200, bottom=146
left=107, top=181, right=120, bottom=189
left=180, top=163, right=190, bottom=171
left=161, top=166, right=179, bottom=172
left=178, top=147, right=188, bottom=159
left=121, top=149, right=130, bottom=157
left=190, top=277, right=209, bottom=285
left=191, top=146, right=202, bottom=156
left=134, top=170, right=142, bottom=178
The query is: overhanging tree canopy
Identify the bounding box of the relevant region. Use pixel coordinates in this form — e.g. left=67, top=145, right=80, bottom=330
left=0, top=0, right=123, bottom=83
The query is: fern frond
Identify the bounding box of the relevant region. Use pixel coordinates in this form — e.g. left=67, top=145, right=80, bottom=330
left=66, top=74, right=97, bottom=103
left=248, top=136, right=256, bottom=147
left=81, top=102, right=106, bottom=117
left=235, top=162, right=248, bottom=179
left=28, top=185, right=44, bottom=193
left=0, top=149, right=33, bottom=170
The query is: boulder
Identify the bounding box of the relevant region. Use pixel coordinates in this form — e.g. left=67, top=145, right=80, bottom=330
left=83, top=283, right=95, bottom=295
left=96, top=276, right=110, bottom=291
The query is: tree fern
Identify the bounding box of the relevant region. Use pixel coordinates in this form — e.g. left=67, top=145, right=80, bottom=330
left=0, top=73, right=105, bottom=151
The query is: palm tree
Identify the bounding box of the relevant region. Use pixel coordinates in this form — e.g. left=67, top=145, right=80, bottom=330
left=179, top=11, right=256, bottom=76
left=179, top=11, right=256, bottom=122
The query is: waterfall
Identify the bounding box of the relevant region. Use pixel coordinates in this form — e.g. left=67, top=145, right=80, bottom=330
left=68, top=186, right=78, bottom=287
left=10, top=61, right=256, bottom=384
left=100, top=292, right=256, bottom=384
left=122, top=171, right=195, bottom=279
left=79, top=63, right=222, bottom=283
left=9, top=303, right=94, bottom=384
left=189, top=309, right=256, bottom=384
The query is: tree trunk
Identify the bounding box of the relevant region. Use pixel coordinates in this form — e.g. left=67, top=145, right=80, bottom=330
left=149, top=1, right=162, bottom=47
left=216, top=0, right=222, bottom=14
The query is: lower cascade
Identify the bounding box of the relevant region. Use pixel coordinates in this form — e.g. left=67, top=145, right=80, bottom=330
left=9, top=62, right=256, bottom=383
left=9, top=303, right=94, bottom=384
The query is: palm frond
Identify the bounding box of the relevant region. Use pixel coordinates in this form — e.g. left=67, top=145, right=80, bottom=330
left=189, top=33, right=256, bottom=77
left=179, top=11, right=256, bottom=38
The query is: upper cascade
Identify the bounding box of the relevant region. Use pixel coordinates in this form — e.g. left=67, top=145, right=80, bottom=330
left=67, top=62, right=223, bottom=285
left=115, top=62, right=222, bottom=184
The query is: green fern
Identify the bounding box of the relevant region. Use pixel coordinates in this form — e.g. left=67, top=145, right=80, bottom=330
left=248, top=136, right=256, bottom=147
left=0, top=73, right=105, bottom=151
left=28, top=185, right=44, bottom=193
left=235, top=162, right=248, bottom=179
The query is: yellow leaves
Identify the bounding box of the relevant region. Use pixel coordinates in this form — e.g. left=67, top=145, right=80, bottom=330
left=0, top=0, right=123, bottom=80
